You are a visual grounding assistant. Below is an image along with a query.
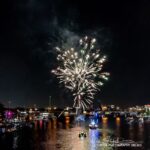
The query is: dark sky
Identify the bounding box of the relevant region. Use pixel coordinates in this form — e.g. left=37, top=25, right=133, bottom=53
left=0, top=0, right=150, bottom=108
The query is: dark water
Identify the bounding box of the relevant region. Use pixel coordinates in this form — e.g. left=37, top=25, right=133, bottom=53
left=0, top=117, right=150, bottom=150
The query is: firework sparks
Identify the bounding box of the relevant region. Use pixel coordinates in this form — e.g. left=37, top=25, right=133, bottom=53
left=52, top=36, right=109, bottom=110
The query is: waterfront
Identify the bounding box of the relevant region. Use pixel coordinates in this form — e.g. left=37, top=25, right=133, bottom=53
left=0, top=117, right=150, bottom=150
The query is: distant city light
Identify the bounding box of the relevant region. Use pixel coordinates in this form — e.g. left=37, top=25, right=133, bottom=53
left=5, top=110, right=14, bottom=119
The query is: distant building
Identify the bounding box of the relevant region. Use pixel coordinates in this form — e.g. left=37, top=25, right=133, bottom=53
left=102, top=105, right=107, bottom=111
left=145, top=104, right=150, bottom=115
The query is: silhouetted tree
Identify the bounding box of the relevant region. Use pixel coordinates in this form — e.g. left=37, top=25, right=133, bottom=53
left=0, top=102, right=5, bottom=115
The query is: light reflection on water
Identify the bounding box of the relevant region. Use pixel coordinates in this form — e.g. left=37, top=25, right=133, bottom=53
left=41, top=123, right=112, bottom=150
left=0, top=117, right=150, bottom=150
left=33, top=117, right=149, bottom=150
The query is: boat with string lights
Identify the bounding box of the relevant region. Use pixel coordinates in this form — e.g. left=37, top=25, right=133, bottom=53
left=89, top=120, right=98, bottom=129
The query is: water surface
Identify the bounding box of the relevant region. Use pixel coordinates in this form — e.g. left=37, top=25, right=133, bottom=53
left=0, top=117, right=150, bottom=150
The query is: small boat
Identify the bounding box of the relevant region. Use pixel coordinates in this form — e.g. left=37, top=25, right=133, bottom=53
left=138, top=117, right=144, bottom=124
left=126, top=117, right=134, bottom=125
left=79, top=131, right=87, bottom=138
left=89, top=121, right=98, bottom=129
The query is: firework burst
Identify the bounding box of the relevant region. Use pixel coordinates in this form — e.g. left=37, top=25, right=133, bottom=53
left=52, top=36, right=109, bottom=110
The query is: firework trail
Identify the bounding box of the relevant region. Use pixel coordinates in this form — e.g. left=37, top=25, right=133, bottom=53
left=52, top=36, right=109, bottom=110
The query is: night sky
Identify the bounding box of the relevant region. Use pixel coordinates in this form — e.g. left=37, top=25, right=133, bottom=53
left=0, top=0, right=150, bottom=108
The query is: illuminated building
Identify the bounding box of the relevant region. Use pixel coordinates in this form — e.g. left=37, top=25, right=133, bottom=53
left=145, top=104, right=150, bottom=115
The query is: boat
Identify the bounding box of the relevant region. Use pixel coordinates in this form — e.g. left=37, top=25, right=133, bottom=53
left=89, top=121, right=98, bottom=129
left=126, top=117, right=134, bottom=125
left=138, top=117, right=144, bottom=124
left=79, top=131, right=87, bottom=138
